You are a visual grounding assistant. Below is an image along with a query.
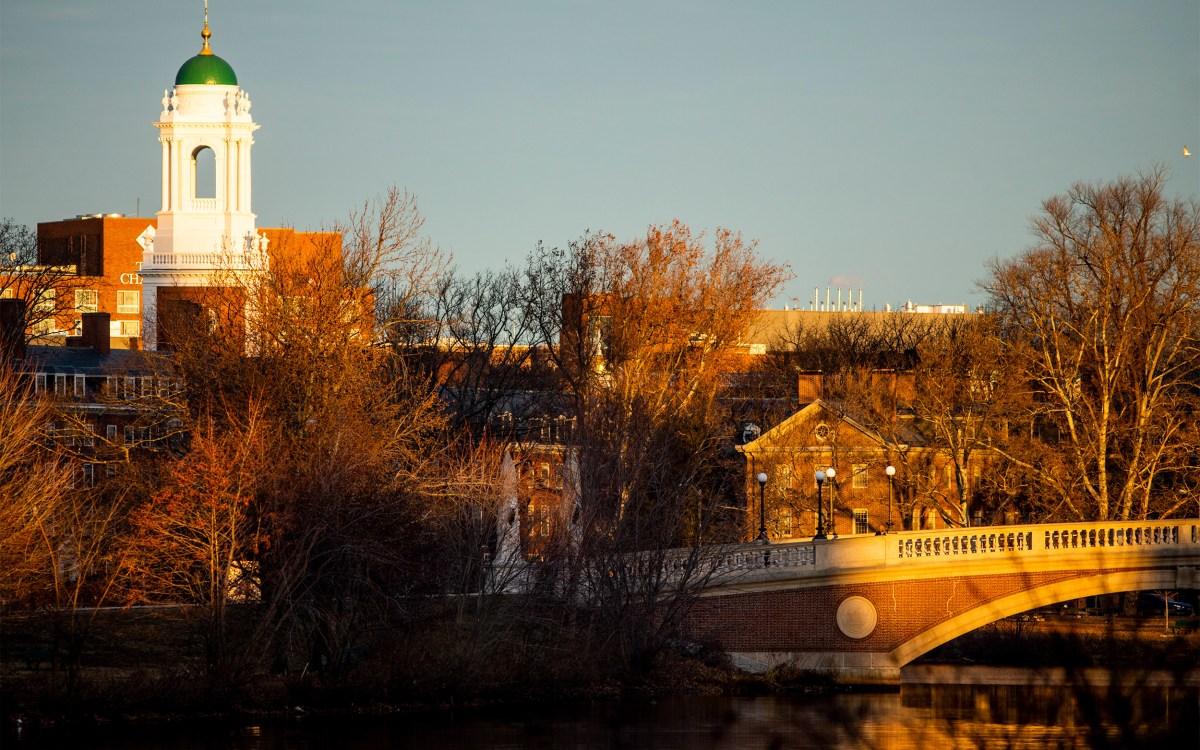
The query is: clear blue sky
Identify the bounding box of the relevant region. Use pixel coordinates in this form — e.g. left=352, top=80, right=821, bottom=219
left=2, top=1, right=1197, bottom=310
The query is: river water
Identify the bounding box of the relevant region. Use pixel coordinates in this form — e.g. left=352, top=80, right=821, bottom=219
left=10, top=666, right=1198, bottom=749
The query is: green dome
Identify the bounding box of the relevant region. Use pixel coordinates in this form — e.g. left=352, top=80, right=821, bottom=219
left=175, top=53, right=238, bottom=86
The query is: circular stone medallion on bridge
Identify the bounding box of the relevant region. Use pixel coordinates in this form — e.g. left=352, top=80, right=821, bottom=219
left=835, top=595, right=878, bottom=639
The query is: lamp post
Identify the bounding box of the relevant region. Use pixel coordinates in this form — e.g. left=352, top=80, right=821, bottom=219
left=825, top=467, right=836, bottom=537
left=756, top=472, right=769, bottom=542
left=814, top=470, right=827, bottom=539
left=885, top=465, right=896, bottom=534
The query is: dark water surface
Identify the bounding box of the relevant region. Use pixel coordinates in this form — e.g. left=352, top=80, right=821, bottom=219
left=10, top=667, right=1198, bottom=749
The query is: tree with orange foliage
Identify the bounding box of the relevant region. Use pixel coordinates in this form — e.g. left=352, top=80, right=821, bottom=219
left=151, top=186, right=449, bottom=678
left=524, top=220, right=790, bottom=670
left=128, top=409, right=267, bottom=684
left=0, top=363, right=73, bottom=604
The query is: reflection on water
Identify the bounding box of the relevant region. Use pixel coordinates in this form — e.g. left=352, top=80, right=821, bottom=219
left=11, top=666, right=1198, bottom=749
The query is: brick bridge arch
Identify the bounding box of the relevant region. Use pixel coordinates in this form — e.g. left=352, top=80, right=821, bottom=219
left=683, top=520, right=1200, bottom=685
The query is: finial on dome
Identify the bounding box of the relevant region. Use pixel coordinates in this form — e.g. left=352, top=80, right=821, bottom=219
left=199, top=0, right=213, bottom=55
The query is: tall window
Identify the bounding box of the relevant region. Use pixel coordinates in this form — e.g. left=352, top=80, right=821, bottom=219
left=774, top=465, right=792, bottom=496
left=924, top=507, right=939, bottom=530
left=775, top=507, right=793, bottom=537
left=853, top=509, right=869, bottom=535
left=54, top=373, right=68, bottom=396
left=192, top=146, right=216, bottom=199
left=34, top=289, right=55, bottom=312
left=75, top=289, right=99, bottom=313
left=852, top=464, right=868, bottom=489
left=117, top=290, right=140, bottom=314
left=74, top=373, right=86, bottom=398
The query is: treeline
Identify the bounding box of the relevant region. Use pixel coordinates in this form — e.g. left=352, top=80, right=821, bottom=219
left=1, top=170, right=1198, bottom=709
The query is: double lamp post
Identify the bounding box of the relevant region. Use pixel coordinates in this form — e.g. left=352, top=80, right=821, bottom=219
left=759, top=462, right=898, bottom=543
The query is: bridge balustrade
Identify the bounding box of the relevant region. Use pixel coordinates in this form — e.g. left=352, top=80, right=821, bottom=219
left=701, top=519, right=1199, bottom=578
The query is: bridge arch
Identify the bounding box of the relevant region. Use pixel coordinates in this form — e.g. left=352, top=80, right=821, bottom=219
left=891, top=569, right=1183, bottom=666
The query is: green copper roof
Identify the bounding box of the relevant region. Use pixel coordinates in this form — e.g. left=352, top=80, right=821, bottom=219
left=175, top=54, right=238, bottom=86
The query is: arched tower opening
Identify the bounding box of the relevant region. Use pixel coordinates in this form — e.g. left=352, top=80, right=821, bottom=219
left=191, top=145, right=217, bottom=205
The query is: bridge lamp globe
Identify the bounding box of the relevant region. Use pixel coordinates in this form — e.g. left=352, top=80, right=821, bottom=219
left=756, top=472, right=769, bottom=541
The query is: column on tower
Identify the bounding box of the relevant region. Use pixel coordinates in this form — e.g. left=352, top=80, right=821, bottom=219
left=160, top=137, right=170, bottom=211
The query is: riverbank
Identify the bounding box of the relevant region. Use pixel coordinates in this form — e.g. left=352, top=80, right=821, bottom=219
left=3, top=607, right=1197, bottom=731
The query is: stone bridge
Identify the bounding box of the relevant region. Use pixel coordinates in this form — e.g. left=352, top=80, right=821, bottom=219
left=682, top=519, right=1200, bottom=685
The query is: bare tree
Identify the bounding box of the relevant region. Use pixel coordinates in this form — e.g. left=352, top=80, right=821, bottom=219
left=910, top=315, right=1017, bottom=524
left=981, top=169, right=1200, bottom=521
left=337, top=186, right=450, bottom=341
left=0, top=218, right=90, bottom=343
left=0, top=364, right=73, bottom=604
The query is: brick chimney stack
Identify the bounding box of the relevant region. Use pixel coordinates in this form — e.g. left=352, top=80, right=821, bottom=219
left=797, top=370, right=823, bottom=404
left=0, top=298, right=27, bottom=361
left=81, top=312, right=111, bottom=356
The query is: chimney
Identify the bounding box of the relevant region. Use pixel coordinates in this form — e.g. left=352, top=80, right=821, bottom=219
left=797, top=370, right=823, bottom=404
left=895, top=371, right=916, bottom=406
left=0, top=298, right=27, bottom=361
left=871, top=369, right=898, bottom=404
left=81, top=312, right=111, bottom=356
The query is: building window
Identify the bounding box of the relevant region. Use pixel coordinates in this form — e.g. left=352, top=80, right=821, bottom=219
left=923, top=507, right=939, bottom=530
left=119, top=320, right=141, bottom=337
left=814, top=423, right=830, bottom=441
left=75, top=289, right=99, bottom=313
left=124, top=425, right=134, bottom=444
left=773, top=465, right=792, bottom=496
left=35, top=373, right=47, bottom=393
left=74, top=374, right=86, bottom=398
left=852, top=464, right=868, bottom=489
left=33, top=289, right=55, bottom=312
left=54, top=373, right=68, bottom=396
left=79, top=463, right=94, bottom=487
left=31, top=318, right=56, bottom=335
left=775, top=507, right=793, bottom=537
left=107, top=424, right=117, bottom=442
left=124, top=376, right=136, bottom=400
left=853, top=509, right=869, bottom=535
left=85, top=423, right=96, bottom=447
left=117, top=290, right=140, bottom=314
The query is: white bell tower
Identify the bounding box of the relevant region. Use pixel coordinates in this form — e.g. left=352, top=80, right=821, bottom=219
left=141, top=8, right=267, bottom=349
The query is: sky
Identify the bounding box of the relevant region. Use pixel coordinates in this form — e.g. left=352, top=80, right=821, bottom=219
left=1, top=1, right=1197, bottom=311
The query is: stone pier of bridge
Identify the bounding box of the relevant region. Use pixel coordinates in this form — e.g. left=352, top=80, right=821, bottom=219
left=681, top=519, right=1200, bottom=685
